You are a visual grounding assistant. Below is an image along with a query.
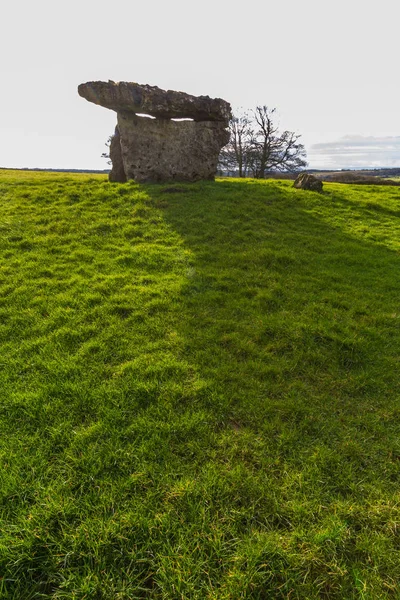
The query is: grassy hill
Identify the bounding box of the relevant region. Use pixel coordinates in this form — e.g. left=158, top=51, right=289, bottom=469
left=0, top=170, right=399, bottom=599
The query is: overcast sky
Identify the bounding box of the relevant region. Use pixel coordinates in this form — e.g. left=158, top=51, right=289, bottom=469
left=1, top=0, right=399, bottom=171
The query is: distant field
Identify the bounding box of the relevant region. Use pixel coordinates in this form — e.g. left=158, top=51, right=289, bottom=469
left=317, top=173, right=400, bottom=186
left=0, top=171, right=399, bottom=599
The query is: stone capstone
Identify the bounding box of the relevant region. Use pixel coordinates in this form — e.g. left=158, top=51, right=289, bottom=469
left=293, top=173, right=323, bottom=192
left=78, top=80, right=231, bottom=122
left=78, top=80, right=232, bottom=183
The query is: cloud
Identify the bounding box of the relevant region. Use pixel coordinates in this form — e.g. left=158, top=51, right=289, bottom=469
left=308, top=135, right=400, bottom=169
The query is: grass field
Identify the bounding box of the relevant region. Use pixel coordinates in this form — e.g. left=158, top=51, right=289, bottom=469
left=0, top=170, right=399, bottom=599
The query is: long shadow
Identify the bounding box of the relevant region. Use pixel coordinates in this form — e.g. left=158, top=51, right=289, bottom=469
left=327, top=183, right=400, bottom=215
left=146, top=178, right=400, bottom=428
left=3, top=176, right=400, bottom=596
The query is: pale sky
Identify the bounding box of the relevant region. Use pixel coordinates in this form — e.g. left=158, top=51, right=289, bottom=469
left=1, top=0, right=399, bottom=171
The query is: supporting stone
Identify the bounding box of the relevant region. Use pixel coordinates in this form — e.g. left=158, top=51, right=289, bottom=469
left=109, top=126, right=126, bottom=183
left=117, top=112, right=229, bottom=183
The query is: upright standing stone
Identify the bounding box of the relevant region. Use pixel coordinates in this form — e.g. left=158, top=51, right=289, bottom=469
left=78, top=81, right=232, bottom=183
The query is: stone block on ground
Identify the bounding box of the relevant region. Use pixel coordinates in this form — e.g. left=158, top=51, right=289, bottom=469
left=293, top=173, right=323, bottom=192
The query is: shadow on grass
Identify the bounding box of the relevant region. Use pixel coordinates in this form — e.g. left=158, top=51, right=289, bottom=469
left=2, top=175, right=400, bottom=598
left=150, top=178, right=399, bottom=422
left=324, top=182, right=400, bottom=215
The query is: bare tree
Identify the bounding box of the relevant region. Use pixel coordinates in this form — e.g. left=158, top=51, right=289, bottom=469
left=219, top=106, right=307, bottom=178
left=219, top=112, right=253, bottom=177
left=101, top=135, right=113, bottom=165
left=248, top=106, right=307, bottom=178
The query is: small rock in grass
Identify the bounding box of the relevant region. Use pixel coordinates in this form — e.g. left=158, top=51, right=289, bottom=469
left=293, top=173, right=323, bottom=192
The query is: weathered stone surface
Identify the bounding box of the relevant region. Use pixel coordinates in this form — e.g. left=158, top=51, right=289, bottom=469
left=78, top=80, right=231, bottom=122
left=117, top=112, right=229, bottom=183
left=293, top=173, right=323, bottom=192
left=109, top=126, right=126, bottom=183
left=79, top=80, right=231, bottom=183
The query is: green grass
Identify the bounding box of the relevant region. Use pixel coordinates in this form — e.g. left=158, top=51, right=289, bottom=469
left=0, top=170, right=399, bottom=599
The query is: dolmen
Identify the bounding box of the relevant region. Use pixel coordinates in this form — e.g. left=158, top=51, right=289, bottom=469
left=78, top=81, right=232, bottom=183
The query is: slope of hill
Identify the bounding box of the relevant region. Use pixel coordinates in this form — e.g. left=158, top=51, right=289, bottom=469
left=0, top=171, right=399, bottom=598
